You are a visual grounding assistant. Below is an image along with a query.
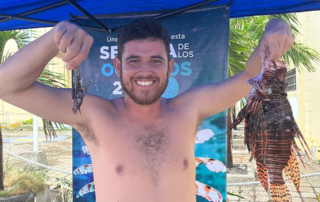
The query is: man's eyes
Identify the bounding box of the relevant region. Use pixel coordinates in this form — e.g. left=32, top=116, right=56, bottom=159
left=152, top=60, right=162, bottom=63
left=129, top=60, right=139, bottom=63
left=129, top=60, right=162, bottom=64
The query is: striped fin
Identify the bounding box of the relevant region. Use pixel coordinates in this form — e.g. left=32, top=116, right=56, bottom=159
left=256, top=161, right=269, bottom=192
left=270, top=183, right=292, bottom=202
left=283, top=148, right=300, bottom=193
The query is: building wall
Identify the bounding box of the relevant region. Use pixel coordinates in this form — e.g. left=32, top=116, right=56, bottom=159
left=287, top=11, right=320, bottom=159
left=0, top=27, right=71, bottom=128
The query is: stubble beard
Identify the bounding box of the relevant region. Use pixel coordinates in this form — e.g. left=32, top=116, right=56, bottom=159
left=120, top=67, right=169, bottom=105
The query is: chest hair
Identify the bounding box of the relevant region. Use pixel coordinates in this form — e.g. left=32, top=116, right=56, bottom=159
left=128, top=124, right=171, bottom=184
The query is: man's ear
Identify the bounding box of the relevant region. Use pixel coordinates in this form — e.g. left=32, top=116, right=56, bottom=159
left=168, top=58, right=174, bottom=76
left=113, top=57, right=121, bottom=78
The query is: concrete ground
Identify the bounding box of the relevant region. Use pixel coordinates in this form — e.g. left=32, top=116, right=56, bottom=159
left=227, top=124, right=320, bottom=202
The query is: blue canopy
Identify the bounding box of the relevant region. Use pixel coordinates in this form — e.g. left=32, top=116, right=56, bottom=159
left=1, top=0, right=320, bottom=31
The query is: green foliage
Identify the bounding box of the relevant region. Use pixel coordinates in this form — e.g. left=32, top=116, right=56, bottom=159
left=0, top=30, right=39, bottom=59
left=38, top=69, right=68, bottom=88
left=229, top=13, right=320, bottom=77
left=21, top=118, right=33, bottom=125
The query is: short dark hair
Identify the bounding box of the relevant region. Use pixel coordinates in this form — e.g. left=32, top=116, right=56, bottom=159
left=117, top=17, right=170, bottom=61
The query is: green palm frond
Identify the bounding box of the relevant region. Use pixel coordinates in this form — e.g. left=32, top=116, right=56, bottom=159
left=283, top=42, right=319, bottom=72
left=0, top=30, right=39, bottom=59
left=38, top=69, right=68, bottom=88
left=228, top=13, right=319, bottom=78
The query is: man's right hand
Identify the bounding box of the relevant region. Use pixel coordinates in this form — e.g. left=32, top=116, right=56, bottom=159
left=53, top=21, right=94, bottom=70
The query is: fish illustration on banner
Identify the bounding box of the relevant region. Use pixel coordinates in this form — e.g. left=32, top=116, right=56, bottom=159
left=73, top=6, right=229, bottom=202
left=195, top=129, right=225, bottom=202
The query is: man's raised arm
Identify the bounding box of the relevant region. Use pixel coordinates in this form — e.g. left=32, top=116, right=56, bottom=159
left=175, top=19, right=294, bottom=118
left=0, top=21, right=94, bottom=127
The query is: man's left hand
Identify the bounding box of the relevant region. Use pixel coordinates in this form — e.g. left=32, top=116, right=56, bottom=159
left=258, top=19, right=294, bottom=63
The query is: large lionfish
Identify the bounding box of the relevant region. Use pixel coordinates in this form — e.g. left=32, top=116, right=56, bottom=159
left=227, top=59, right=311, bottom=201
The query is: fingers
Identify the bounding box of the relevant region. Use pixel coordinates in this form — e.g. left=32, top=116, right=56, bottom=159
left=66, top=38, right=93, bottom=70
left=61, top=36, right=82, bottom=65
left=59, top=31, right=74, bottom=53
left=258, top=45, right=267, bottom=64
left=278, top=40, right=284, bottom=59
left=284, top=36, right=294, bottom=53
left=54, top=22, right=67, bottom=45
left=270, top=35, right=293, bottom=61
left=260, top=34, right=293, bottom=63
left=54, top=21, right=94, bottom=70
left=259, top=20, right=294, bottom=63
left=268, top=38, right=281, bottom=62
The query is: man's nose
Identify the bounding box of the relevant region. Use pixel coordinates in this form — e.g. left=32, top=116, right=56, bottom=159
left=139, top=61, right=151, bottom=73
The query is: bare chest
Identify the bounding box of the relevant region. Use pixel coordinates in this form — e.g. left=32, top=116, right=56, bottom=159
left=116, top=122, right=191, bottom=167
left=89, top=117, right=196, bottom=184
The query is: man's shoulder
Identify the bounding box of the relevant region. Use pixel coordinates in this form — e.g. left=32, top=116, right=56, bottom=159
left=76, top=95, right=121, bottom=139
left=85, top=93, right=118, bottom=107
left=82, top=94, right=120, bottom=119
left=166, top=90, right=199, bottom=112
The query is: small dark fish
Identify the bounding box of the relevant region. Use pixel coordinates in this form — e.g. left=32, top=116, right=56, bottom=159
left=72, top=67, right=92, bottom=114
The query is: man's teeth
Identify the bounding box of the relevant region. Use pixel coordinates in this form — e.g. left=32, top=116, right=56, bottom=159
left=137, top=81, right=153, bottom=86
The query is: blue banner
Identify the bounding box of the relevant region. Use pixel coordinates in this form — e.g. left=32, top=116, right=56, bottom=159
left=73, top=6, right=229, bottom=202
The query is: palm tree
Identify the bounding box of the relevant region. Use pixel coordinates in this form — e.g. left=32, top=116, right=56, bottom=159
left=227, top=13, right=320, bottom=168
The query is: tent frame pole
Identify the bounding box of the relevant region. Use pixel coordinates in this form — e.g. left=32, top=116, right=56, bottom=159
left=0, top=13, right=104, bottom=31
left=153, top=0, right=219, bottom=20
left=0, top=1, right=69, bottom=23
left=226, top=0, right=234, bottom=9
left=66, top=0, right=112, bottom=33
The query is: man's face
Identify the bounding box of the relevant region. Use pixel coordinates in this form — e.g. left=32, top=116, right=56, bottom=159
left=114, top=39, right=173, bottom=105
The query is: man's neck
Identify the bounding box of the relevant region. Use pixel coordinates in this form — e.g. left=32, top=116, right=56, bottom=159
left=122, top=96, right=165, bottom=124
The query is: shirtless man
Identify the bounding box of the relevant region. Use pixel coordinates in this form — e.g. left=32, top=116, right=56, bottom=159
left=0, top=18, right=293, bottom=202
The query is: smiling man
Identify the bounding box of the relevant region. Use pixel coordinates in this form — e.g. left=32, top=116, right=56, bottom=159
left=0, top=18, right=293, bottom=202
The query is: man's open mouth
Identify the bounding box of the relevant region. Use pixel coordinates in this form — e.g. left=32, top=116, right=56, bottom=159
left=135, top=80, right=156, bottom=86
